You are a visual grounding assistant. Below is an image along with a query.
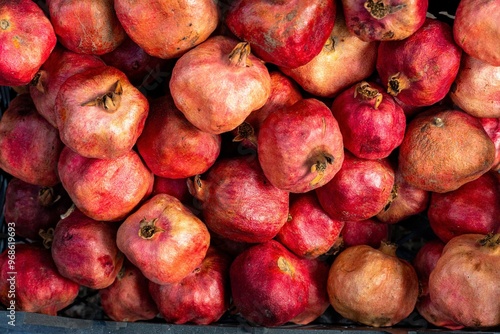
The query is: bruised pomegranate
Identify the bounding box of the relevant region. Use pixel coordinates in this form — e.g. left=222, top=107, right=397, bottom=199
left=116, top=193, right=210, bottom=285
left=136, top=93, right=221, bottom=179
left=225, top=0, right=336, bottom=69
left=327, top=242, right=419, bottom=327
left=47, top=0, right=126, bottom=55
left=170, top=35, right=271, bottom=134
left=51, top=209, right=124, bottom=289
left=316, top=152, right=395, bottom=221
left=0, top=0, right=56, bottom=86
left=99, top=261, right=158, bottom=322
left=114, top=0, right=219, bottom=59
left=341, top=218, right=389, bottom=248
left=480, top=118, right=500, bottom=171
left=0, top=244, right=80, bottom=315
left=427, top=172, right=500, bottom=243
left=331, top=81, right=406, bottom=160
left=398, top=108, right=496, bottom=193
left=449, top=54, right=500, bottom=118
left=280, top=11, right=378, bottom=97
left=258, top=98, right=345, bottom=193
left=376, top=18, right=462, bottom=107
left=230, top=240, right=310, bottom=327
left=187, top=156, right=289, bottom=243
left=428, top=233, right=500, bottom=328
left=342, top=0, right=428, bottom=41
left=0, top=93, right=63, bottom=187
left=453, top=0, right=500, bottom=66
left=29, top=46, right=106, bottom=128
left=57, top=146, right=154, bottom=222
left=55, top=65, right=149, bottom=159
left=4, top=178, right=72, bottom=240
left=149, top=247, right=230, bottom=325
left=276, top=192, right=344, bottom=259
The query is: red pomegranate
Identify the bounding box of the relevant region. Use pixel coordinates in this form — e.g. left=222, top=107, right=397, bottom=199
left=0, top=0, right=56, bottom=86
left=151, top=176, right=192, bottom=205
left=376, top=18, right=462, bottom=107
left=341, top=218, right=390, bottom=248
left=170, top=35, right=271, bottom=134
left=225, top=0, right=336, bottom=69
left=258, top=98, right=345, bottom=193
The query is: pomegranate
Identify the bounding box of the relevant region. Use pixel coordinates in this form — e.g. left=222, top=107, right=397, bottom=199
left=0, top=93, right=63, bottom=187
left=116, top=193, right=210, bottom=285
left=170, top=35, right=271, bottom=134
left=51, top=209, right=124, bottom=289
left=151, top=176, right=192, bottom=205
left=4, top=178, right=72, bottom=240
left=316, top=151, right=395, bottom=221
left=99, top=261, right=159, bottom=322
left=398, top=108, right=496, bottom=193
left=55, top=65, right=149, bottom=160
left=327, top=242, right=419, bottom=327
left=148, top=247, right=231, bottom=325
left=428, top=233, right=500, bottom=328
left=449, top=54, right=500, bottom=118
left=376, top=18, right=462, bottom=107
left=187, top=156, right=289, bottom=244
left=0, top=0, right=56, bottom=86
left=453, top=0, right=500, bottom=66
left=29, top=46, right=106, bottom=128
left=276, top=192, right=344, bottom=259
left=342, top=0, right=428, bottom=41
left=136, top=93, right=221, bottom=179
left=330, top=81, right=406, bottom=160
left=225, top=0, right=336, bottom=69
left=341, top=218, right=389, bottom=248
left=47, top=0, right=126, bottom=55
left=480, top=118, right=500, bottom=171
left=0, top=244, right=80, bottom=315
left=230, top=240, right=310, bottom=327
left=427, top=172, right=500, bottom=243
left=57, top=146, right=154, bottom=222
left=280, top=11, right=378, bottom=97
left=257, top=98, right=345, bottom=193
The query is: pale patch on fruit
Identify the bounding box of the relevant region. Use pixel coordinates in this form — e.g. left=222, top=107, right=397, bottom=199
left=277, top=256, right=295, bottom=277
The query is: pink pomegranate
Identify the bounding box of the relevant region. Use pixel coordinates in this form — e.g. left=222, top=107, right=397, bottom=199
left=376, top=18, right=462, bottom=107
left=0, top=244, right=80, bottom=315
left=148, top=247, right=231, bottom=325
left=341, top=218, right=390, bottom=248
left=276, top=192, right=344, bottom=259
left=57, top=146, right=154, bottom=222
left=316, top=151, right=395, bottom=221
left=480, top=118, right=500, bottom=171
left=47, top=0, right=126, bottom=55
left=51, top=209, right=124, bottom=289
left=342, top=0, right=428, bottom=41
left=55, top=65, right=149, bottom=159
left=99, top=261, right=159, bottom=322
left=116, top=193, right=210, bottom=285
left=187, top=156, right=289, bottom=244
left=0, top=93, right=63, bottom=187
left=331, top=81, right=406, bottom=160
left=225, top=0, right=336, bottom=69
left=170, top=35, right=271, bottom=134
left=136, top=93, right=221, bottom=179
left=230, top=240, right=311, bottom=327
left=258, top=98, right=345, bottom=193
left=0, top=0, right=57, bottom=86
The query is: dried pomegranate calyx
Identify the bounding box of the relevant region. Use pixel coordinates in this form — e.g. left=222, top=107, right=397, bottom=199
left=30, top=70, right=46, bottom=93
left=387, top=72, right=410, bottom=96
left=379, top=241, right=398, bottom=256
left=364, top=0, right=405, bottom=19
left=233, top=122, right=257, bottom=147
left=81, top=80, right=123, bottom=112
left=0, top=19, right=9, bottom=30
left=138, top=217, right=165, bottom=239
left=478, top=233, right=500, bottom=248
left=310, top=153, right=335, bottom=186
left=38, top=186, right=61, bottom=207
left=228, top=42, right=253, bottom=67
left=39, top=228, right=55, bottom=249
left=354, top=81, right=383, bottom=109
left=432, top=117, right=444, bottom=127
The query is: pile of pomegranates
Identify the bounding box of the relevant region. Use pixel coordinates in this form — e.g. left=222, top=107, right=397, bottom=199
left=0, top=0, right=499, bottom=331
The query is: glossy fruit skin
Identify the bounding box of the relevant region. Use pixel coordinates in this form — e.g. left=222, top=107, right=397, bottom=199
left=149, top=247, right=231, bottom=325
left=116, top=193, right=210, bottom=285
left=0, top=94, right=63, bottom=187
left=0, top=0, right=57, bottom=86
left=188, top=156, right=289, bottom=244
left=342, top=0, right=428, bottom=41
left=376, top=18, right=462, bottom=107
left=258, top=98, right=345, bottom=193
left=225, top=0, right=336, bottom=69
left=230, top=240, right=311, bottom=327
left=0, top=244, right=80, bottom=315
left=51, top=209, right=124, bottom=289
